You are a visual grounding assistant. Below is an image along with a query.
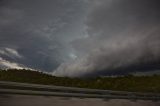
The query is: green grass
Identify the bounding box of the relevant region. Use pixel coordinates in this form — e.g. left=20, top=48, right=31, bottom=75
left=0, top=69, right=160, bottom=93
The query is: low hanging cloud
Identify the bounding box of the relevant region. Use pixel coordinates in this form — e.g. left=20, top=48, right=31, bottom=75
left=0, top=57, right=24, bottom=69
left=0, top=48, right=28, bottom=70
left=53, top=0, right=160, bottom=77
left=0, top=48, right=22, bottom=59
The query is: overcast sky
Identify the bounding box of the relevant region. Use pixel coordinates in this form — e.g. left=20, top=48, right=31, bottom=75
left=0, top=0, right=160, bottom=77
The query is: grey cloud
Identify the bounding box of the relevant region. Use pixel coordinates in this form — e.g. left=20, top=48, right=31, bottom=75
left=0, top=0, right=88, bottom=72
left=0, top=48, right=22, bottom=59
left=0, top=57, right=25, bottom=69
left=53, top=0, right=160, bottom=77
left=1, top=0, right=160, bottom=77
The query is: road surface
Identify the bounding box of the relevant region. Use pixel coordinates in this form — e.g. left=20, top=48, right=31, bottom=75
left=0, top=81, right=160, bottom=106
left=0, top=94, right=160, bottom=106
left=0, top=81, right=160, bottom=100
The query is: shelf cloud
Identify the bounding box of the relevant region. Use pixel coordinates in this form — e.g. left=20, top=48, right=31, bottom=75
left=53, top=0, right=160, bottom=77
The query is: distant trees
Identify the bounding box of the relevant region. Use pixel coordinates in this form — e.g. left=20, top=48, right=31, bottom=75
left=0, top=69, right=160, bottom=93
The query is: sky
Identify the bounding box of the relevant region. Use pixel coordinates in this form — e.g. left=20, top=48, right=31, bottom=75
left=0, top=0, right=160, bottom=77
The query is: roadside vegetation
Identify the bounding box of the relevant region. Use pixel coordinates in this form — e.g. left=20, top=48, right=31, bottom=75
left=0, top=69, right=160, bottom=93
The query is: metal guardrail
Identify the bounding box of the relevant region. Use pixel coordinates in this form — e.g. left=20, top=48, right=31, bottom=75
left=0, top=81, right=160, bottom=100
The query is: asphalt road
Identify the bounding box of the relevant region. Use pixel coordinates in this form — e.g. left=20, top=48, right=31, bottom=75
left=0, top=81, right=160, bottom=100
left=1, top=81, right=160, bottom=106
left=0, top=94, right=160, bottom=106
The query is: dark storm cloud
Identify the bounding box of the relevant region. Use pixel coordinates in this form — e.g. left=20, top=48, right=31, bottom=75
left=53, top=0, right=160, bottom=77
left=0, top=0, right=88, bottom=71
left=1, top=0, right=160, bottom=77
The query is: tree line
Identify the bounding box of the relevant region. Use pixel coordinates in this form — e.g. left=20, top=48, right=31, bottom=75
left=0, top=69, right=160, bottom=93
